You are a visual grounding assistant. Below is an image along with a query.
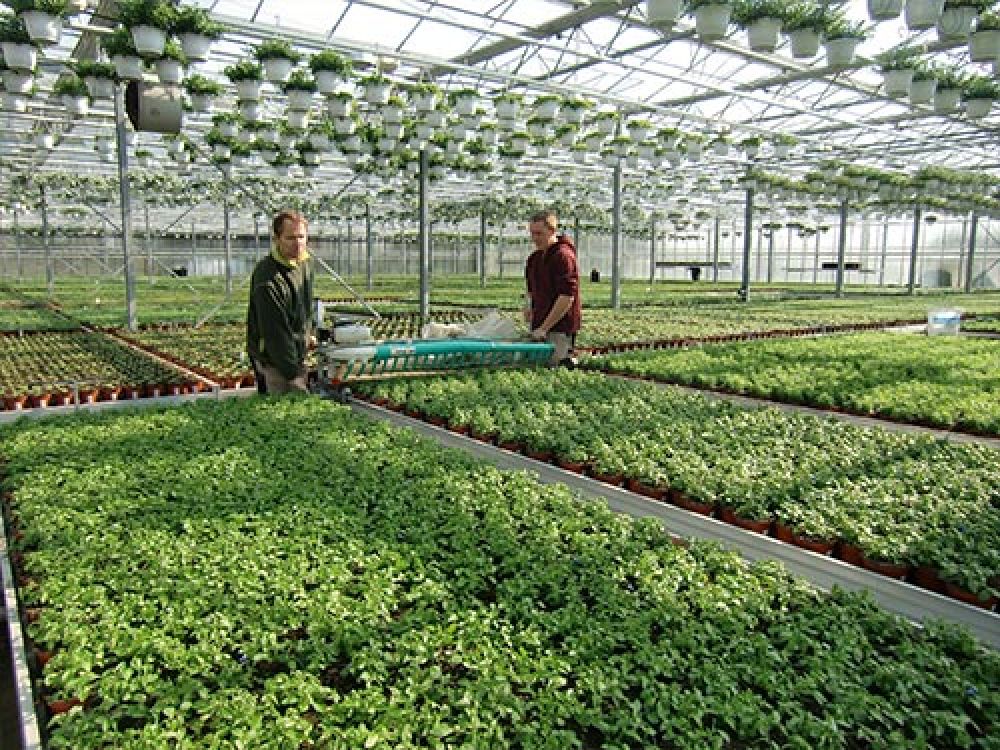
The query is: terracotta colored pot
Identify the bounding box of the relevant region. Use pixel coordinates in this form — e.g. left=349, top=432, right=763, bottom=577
left=98, top=386, right=119, bottom=402
left=3, top=395, right=27, bottom=410
left=670, top=490, right=713, bottom=516
left=498, top=441, right=521, bottom=452
left=909, top=565, right=945, bottom=594
left=524, top=449, right=553, bottom=463
left=718, top=506, right=771, bottom=534
left=836, top=542, right=865, bottom=566
left=28, top=393, right=51, bottom=408
left=590, top=470, right=625, bottom=487
left=860, top=554, right=910, bottom=580
left=626, top=478, right=667, bottom=500
left=555, top=459, right=587, bottom=474
left=46, top=697, right=83, bottom=715
left=942, top=581, right=998, bottom=610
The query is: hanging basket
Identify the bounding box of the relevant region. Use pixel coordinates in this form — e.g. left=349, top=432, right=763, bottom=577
left=189, top=92, right=214, bottom=112
left=647, top=0, right=684, bottom=28
left=239, top=100, right=261, bottom=122
left=327, top=97, right=352, bottom=118
left=112, top=54, right=144, bottom=81
left=62, top=95, right=89, bottom=116
left=20, top=10, right=63, bottom=45
left=34, top=132, right=54, bottom=150
left=882, top=68, right=914, bottom=98
left=130, top=24, right=167, bottom=56
left=909, top=77, right=936, bottom=105
left=969, top=29, right=1000, bottom=63
left=362, top=82, right=391, bottom=105
left=286, top=89, right=314, bottom=111
left=867, top=0, right=903, bottom=21
left=84, top=75, right=115, bottom=99
left=2, top=93, right=26, bottom=112
left=314, top=70, right=345, bottom=95
left=933, top=86, right=962, bottom=113
left=964, top=97, right=994, bottom=119
left=693, top=3, right=731, bottom=41
left=824, top=37, right=859, bottom=67
left=262, top=57, right=295, bottom=83
left=236, top=78, right=262, bottom=101
left=178, top=32, right=212, bottom=62
left=155, top=58, right=184, bottom=85
left=904, top=0, right=945, bottom=31
left=1, top=42, right=38, bottom=72
left=287, top=109, right=310, bottom=129
left=746, top=17, right=782, bottom=53
left=2, top=69, right=33, bottom=94
left=936, top=6, right=977, bottom=40
left=786, top=28, right=821, bottom=59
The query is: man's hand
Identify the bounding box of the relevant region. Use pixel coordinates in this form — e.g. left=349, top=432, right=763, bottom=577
left=530, top=328, right=548, bottom=341
left=308, top=334, right=318, bottom=350
left=522, top=307, right=532, bottom=323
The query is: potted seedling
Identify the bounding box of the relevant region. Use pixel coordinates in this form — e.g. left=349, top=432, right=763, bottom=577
left=359, top=72, right=392, bottom=105
left=560, top=95, right=593, bottom=124
left=211, top=111, right=240, bottom=138
left=224, top=59, right=263, bottom=101
left=171, top=4, right=223, bottom=62
left=73, top=59, right=116, bottom=99
left=961, top=75, right=999, bottom=118
left=686, top=0, right=733, bottom=42
left=309, top=49, right=353, bottom=95
left=909, top=62, right=937, bottom=104
left=283, top=69, right=316, bottom=111
left=2, top=62, right=34, bottom=94
left=648, top=0, right=684, bottom=28
left=905, top=0, right=946, bottom=30
left=772, top=133, right=796, bottom=158
left=932, top=64, right=965, bottom=112
left=54, top=73, right=90, bottom=115
left=591, top=109, right=620, bottom=135
left=868, top=0, right=903, bottom=21
left=709, top=132, right=730, bottom=156
left=0, top=13, right=38, bottom=71
left=823, top=15, right=868, bottom=67
left=117, top=0, right=176, bottom=57
left=406, top=81, right=440, bottom=113
left=732, top=0, right=786, bottom=52
left=102, top=26, right=144, bottom=80
left=969, top=9, right=1000, bottom=62
left=184, top=73, right=223, bottom=112
left=10, top=0, right=71, bottom=45
left=494, top=91, right=523, bottom=120
left=154, top=38, right=187, bottom=85
left=875, top=45, right=920, bottom=98
left=327, top=89, right=353, bottom=118
left=937, top=0, right=987, bottom=40
left=204, top=128, right=234, bottom=160
left=253, top=38, right=301, bottom=84
left=782, top=2, right=826, bottom=58
left=449, top=87, right=480, bottom=116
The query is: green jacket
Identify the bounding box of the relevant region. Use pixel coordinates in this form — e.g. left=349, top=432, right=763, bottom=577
left=247, top=248, right=315, bottom=379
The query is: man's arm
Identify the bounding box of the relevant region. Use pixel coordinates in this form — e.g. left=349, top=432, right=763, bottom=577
left=531, top=294, right=574, bottom=339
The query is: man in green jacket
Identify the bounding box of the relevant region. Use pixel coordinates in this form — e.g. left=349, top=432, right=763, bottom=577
left=246, top=209, right=315, bottom=395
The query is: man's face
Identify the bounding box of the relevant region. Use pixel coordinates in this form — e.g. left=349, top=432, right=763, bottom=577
left=276, top=219, right=308, bottom=261
left=529, top=221, right=555, bottom=252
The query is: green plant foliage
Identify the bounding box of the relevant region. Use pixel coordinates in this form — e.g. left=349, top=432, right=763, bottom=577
left=252, top=38, right=301, bottom=63
left=116, top=0, right=176, bottom=30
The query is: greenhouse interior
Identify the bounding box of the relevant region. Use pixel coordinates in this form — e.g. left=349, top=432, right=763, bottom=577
left=1, top=0, right=999, bottom=747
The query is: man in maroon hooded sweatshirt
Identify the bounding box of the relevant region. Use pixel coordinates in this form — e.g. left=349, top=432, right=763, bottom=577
left=524, top=209, right=582, bottom=365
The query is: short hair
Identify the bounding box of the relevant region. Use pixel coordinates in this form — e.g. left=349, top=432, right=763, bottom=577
left=529, top=209, right=558, bottom=232
left=272, top=209, right=307, bottom=236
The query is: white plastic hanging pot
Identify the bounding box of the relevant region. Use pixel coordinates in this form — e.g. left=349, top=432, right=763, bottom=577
left=969, top=29, right=1000, bottom=63
left=495, top=100, right=520, bottom=119
left=425, top=110, right=446, bottom=127
left=178, top=32, right=212, bottom=62
left=327, top=97, right=352, bottom=118
left=62, top=95, right=88, bottom=116
left=824, top=37, right=859, bottom=67
left=236, top=78, right=262, bottom=101
left=239, top=100, right=261, bottom=121
left=533, top=99, right=559, bottom=119
left=363, top=82, right=391, bottom=105
left=2, top=69, right=33, bottom=94
left=84, top=75, right=114, bottom=99
left=411, top=92, right=437, bottom=112
left=710, top=139, right=729, bottom=157
left=112, top=54, right=144, bottom=80
left=309, top=133, right=330, bottom=151
left=746, top=17, right=782, bottom=53
left=218, top=122, right=239, bottom=138
left=572, top=149, right=588, bottom=164
left=189, top=92, right=214, bottom=112
left=20, top=10, right=63, bottom=45
left=647, top=0, right=684, bottom=28
left=909, top=77, right=936, bottom=104
left=384, top=122, right=404, bottom=140
left=333, top=117, right=355, bottom=136
left=287, top=109, right=310, bottom=129
left=1, top=42, right=37, bottom=72
left=4, top=94, right=26, bottom=112
left=882, top=69, right=914, bottom=97
left=786, top=28, right=821, bottom=59
left=933, top=86, right=961, bottom=113
left=381, top=103, right=403, bottom=124
left=262, top=57, right=294, bottom=83
left=453, top=95, right=478, bottom=116
left=867, top=0, right=903, bottom=21
left=213, top=143, right=231, bottom=160
left=562, top=106, right=586, bottom=124
left=964, top=97, right=994, bottom=119
left=130, top=24, right=167, bottom=56
left=904, top=0, right=945, bottom=31
left=286, top=89, right=314, bottom=111
left=693, top=3, right=731, bottom=41
left=313, top=70, right=343, bottom=95
left=936, top=6, right=976, bottom=40
left=155, top=58, right=184, bottom=85
left=279, top=133, right=296, bottom=150
left=773, top=142, right=791, bottom=159
left=34, top=132, right=54, bottom=150
left=303, top=151, right=320, bottom=166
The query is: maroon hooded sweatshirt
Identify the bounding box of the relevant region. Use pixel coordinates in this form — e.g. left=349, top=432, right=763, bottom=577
left=525, top=233, right=582, bottom=335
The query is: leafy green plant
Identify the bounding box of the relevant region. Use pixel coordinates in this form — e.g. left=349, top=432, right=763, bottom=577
left=0, top=12, right=34, bottom=43
left=100, top=26, right=139, bottom=57
left=963, top=75, right=1000, bottom=99
left=73, top=60, right=116, bottom=79
left=283, top=69, right=316, bottom=92
left=117, top=0, right=176, bottom=30
left=171, top=5, right=224, bottom=37
left=184, top=73, right=222, bottom=96
left=53, top=74, right=88, bottom=97
left=253, top=38, right=301, bottom=63
left=309, top=49, right=352, bottom=75
left=224, top=59, right=262, bottom=82
left=8, top=0, right=71, bottom=15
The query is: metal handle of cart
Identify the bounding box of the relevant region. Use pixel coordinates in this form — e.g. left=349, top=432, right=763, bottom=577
left=320, top=337, right=554, bottom=383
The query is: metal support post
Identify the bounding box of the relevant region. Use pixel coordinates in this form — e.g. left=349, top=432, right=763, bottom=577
left=223, top=197, right=232, bottom=295
left=965, top=212, right=979, bottom=293
left=418, top=149, right=430, bottom=320
left=908, top=203, right=922, bottom=295
left=40, top=187, right=53, bottom=297
left=478, top=205, right=486, bottom=288
left=114, top=83, right=137, bottom=330
left=144, top=203, right=152, bottom=277
left=12, top=206, right=21, bottom=279
left=649, top=216, right=656, bottom=284
left=740, top=188, right=753, bottom=302
left=712, top=217, right=720, bottom=283
left=879, top=217, right=889, bottom=287
left=365, top=203, right=374, bottom=291
left=611, top=163, right=622, bottom=309
left=835, top=198, right=849, bottom=298
left=766, top=227, right=775, bottom=285
left=346, top=208, right=353, bottom=278
left=190, top=221, right=196, bottom=276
